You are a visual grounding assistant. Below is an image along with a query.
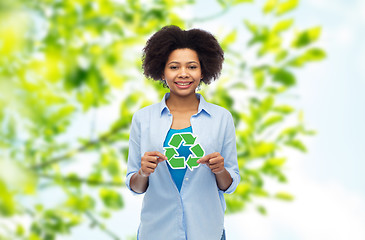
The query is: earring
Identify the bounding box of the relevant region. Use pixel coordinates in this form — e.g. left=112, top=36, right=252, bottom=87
left=162, top=79, right=169, bottom=88
left=196, top=83, right=202, bottom=91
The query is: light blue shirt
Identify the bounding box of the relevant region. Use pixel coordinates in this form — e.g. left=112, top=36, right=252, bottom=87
left=125, top=93, right=240, bottom=240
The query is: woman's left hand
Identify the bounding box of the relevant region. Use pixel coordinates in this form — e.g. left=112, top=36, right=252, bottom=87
left=197, top=152, right=225, bottom=174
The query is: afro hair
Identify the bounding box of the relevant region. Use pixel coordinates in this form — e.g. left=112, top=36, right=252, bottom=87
left=142, top=25, right=224, bottom=87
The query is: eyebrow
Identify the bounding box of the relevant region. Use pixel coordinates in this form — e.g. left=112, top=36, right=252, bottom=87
left=167, top=61, right=199, bottom=65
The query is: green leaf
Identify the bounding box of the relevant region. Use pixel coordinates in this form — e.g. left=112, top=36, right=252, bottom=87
left=263, top=0, right=278, bottom=14
left=272, top=19, right=294, bottom=33
left=244, top=20, right=258, bottom=34
left=216, top=0, right=228, bottom=8
left=65, top=67, right=88, bottom=89
left=257, top=205, right=267, bottom=215
left=218, top=0, right=253, bottom=7
left=101, top=150, right=121, bottom=176
left=253, top=188, right=269, bottom=197
left=278, top=126, right=299, bottom=141
left=99, top=189, right=124, bottom=209
left=35, top=204, right=44, bottom=212
left=305, top=48, right=327, bottom=60
left=107, top=160, right=121, bottom=176
left=231, top=82, right=247, bottom=89
left=265, top=157, right=286, bottom=167
left=214, top=87, right=234, bottom=109
left=100, top=210, right=111, bottom=219
left=29, top=233, right=42, bottom=240
left=275, top=50, right=288, bottom=62
left=233, top=0, right=254, bottom=4
left=292, top=26, right=322, bottom=48
left=275, top=192, right=294, bottom=201
left=265, top=86, right=288, bottom=94
left=252, top=68, right=265, bottom=88
left=288, top=48, right=326, bottom=67
left=276, top=0, right=299, bottom=16
left=0, top=181, right=15, bottom=216
left=273, top=105, right=294, bottom=114
left=221, top=29, right=238, bottom=51
left=225, top=194, right=245, bottom=213
left=235, top=183, right=251, bottom=196
left=278, top=173, right=288, bottom=183
left=259, top=115, right=283, bottom=133
left=272, top=68, right=296, bottom=86
left=285, top=139, right=307, bottom=152
left=87, top=173, right=103, bottom=186
left=66, top=195, right=95, bottom=211
left=16, top=224, right=25, bottom=236
left=260, top=95, right=275, bottom=113
left=257, top=32, right=282, bottom=56
left=65, top=173, right=81, bottom=188
left=253, top=142, right=276, bottom=157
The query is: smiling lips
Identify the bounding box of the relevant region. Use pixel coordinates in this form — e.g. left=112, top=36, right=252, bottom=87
left=175, top=81, right=193, bottom=89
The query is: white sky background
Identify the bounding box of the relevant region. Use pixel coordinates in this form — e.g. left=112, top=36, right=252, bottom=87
left=60, top=0, right=365, bottom=239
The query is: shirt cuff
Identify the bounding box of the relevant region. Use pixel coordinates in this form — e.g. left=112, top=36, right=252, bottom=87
left=125, top=171, right=145, bottom=195
left=221, top=168, right=239, bottom=194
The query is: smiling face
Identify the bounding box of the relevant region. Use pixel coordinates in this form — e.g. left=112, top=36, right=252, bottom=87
left=162, top=48, right=202, bottom=97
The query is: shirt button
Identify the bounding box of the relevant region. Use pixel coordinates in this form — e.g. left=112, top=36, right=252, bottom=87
left=185, top=177, right=189, bottom=181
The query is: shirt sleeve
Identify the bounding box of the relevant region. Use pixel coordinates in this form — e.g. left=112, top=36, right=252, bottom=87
left=125, top=111, right=143, bottom=194
left=220, top=111, right=240, bottom=194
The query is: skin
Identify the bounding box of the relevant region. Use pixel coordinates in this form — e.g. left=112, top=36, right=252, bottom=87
left=130, top=48, right=232, bottom=193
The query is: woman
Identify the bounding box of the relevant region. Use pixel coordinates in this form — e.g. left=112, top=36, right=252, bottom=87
left=126, top=25, right=240, bottom=240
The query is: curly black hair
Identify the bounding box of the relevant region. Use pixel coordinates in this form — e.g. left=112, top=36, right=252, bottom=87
left=142, top=25, right=224, bottom=87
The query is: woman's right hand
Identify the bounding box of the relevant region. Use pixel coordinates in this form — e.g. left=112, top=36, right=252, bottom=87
left=140, top=151, right=168, bottom=177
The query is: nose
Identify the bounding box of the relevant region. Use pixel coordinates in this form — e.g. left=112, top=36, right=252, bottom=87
left=178, top=67, right=188, bottom=78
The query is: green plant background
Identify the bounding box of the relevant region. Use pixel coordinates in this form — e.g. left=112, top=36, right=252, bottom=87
left=0, top=0, right=326, bottom=239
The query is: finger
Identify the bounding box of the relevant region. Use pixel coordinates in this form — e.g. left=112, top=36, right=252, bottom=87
left=157, top=158, right=167, bottom=163
left=197, top=156, right=207, bottom=164
left=209, top=162, right=223, bottom=170
left=208, top=156, right=224, bottom=165
left=208, top=162, right=224, bottom=173
left=145, top=151, right=168, bottom=160
left=197, top=152, right=220, bottom=164
left=145, top=166, right=156, bottom=173
left=142, top=156, right=158, bottom=165
left=143, top=162, right=158, bottom=171
left=148, top=156, right=166, bottom=164
left=197, top=154, right=212, bottom=164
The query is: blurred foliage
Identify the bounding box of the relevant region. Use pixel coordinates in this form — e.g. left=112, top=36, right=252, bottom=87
left=0, top=0, right=325, bottom=239
left=202, top=0, right=325, bottom=215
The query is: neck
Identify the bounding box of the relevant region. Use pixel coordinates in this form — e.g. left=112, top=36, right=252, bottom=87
left=166, top=92, right=199, bottom=111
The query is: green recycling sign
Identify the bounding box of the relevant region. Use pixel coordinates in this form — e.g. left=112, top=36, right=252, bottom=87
left=163, top=133, right=205, bottom=171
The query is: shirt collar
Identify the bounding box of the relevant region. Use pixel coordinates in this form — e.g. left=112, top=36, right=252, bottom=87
left=159, top=92, right=211, bottom=117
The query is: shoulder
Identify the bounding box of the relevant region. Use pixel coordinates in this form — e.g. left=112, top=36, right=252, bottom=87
left=205, top=101, right=233, bottom=119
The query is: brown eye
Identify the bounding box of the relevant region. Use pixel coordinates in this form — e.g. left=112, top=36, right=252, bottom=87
left=169, top=66, right=178, bottom=70
left=189, top=65, right=198, bottom=69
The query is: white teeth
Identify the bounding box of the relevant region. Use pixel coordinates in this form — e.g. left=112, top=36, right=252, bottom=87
left=176, top=82, right=191, bottom=86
